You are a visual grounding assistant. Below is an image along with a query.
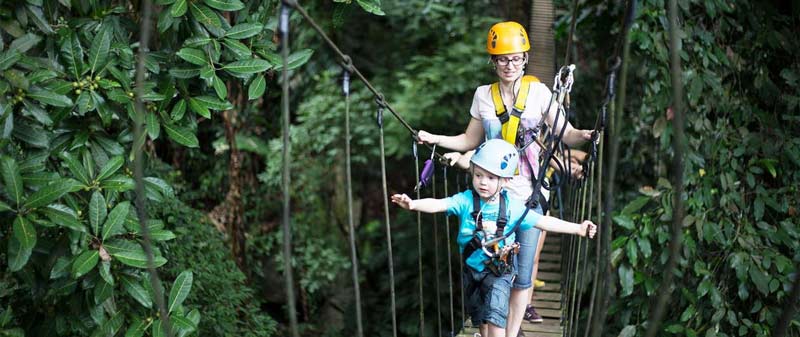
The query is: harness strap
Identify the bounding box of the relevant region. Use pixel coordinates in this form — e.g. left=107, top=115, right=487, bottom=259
left=463, top=191, right=509, bottom=265
left=490, top=75, right=540, bottom=145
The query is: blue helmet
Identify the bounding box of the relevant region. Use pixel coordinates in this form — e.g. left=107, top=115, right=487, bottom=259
left=470, top=139, right=519, bottom=178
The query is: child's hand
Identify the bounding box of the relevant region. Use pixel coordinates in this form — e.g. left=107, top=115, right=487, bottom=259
left=391, top=193, right=414, bottom=210
left=581, top=220, right=597, bottom=238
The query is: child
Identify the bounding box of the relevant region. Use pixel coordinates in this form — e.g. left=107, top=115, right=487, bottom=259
left=391, top=139, right=596, bottom=337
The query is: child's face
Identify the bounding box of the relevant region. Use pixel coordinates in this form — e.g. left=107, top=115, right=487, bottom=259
left=471, top=165, right=505, bottom=199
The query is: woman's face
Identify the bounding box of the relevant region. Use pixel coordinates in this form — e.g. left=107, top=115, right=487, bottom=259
left=493, top=52, right=527, bottom=83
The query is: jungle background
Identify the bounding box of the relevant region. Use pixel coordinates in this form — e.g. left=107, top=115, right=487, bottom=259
left=0, top=0, right=797, bottom=336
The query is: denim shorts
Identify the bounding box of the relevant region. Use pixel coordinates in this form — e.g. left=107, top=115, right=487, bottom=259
left=463, top=257, right=517, bottom=328
left=512, top=205, right=543, bottom=289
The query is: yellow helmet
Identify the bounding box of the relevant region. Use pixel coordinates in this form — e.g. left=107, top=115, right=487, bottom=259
left=486, top=21, right=530, bottom=55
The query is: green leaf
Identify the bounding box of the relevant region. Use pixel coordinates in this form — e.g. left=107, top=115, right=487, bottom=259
left=145, top=112, right=161, bottom=140
left=613, top=215, right=635, bottom=230
left=121, top=276, right=152, bottom=308
left=168, top=270, right=193, bottom=312
left=124, top=319, right=148, bottom=337
left=637, top=237, right=652, bottom=258
left=225, top=23, right=263, bottom=39
left=13, top=216, right=36, bottom=250
left=26, top=4, right=55, bottom=34
left=618, top=263, right=634, bottom=296
left=152, top=320, right=165, bottom=337
left=99, top=260, right=114, bottom=285
left=94, top=279, right=114, bottom=304
left=0, top=156, right=24, bottom=207
left=43, top=204, right=85, bottom=233
left=748, top=267, right=770, bottom=295
left=189, top=3, right=223, bottom=35
left=0, top=49, right=22, bottom=71
left=223, top=59, right=272, bottom=76
left=176, top=48, right=207, bottom=66
left=105, top=239, right=167, bottom=268
left=100, top=175, right=135, bottom=192
left=163, top=123, right=200, bottom=148
left=169, top=67, right=201, bottom=79
left=618, top=325, right=636, bottom=337
left=212, top=74, right=227, bottom=100
left=50, top=256, right=72, bottom=279
left=97, top=156, right=124, bottom=182
left=89, top=191, right=107, bottom=235
left=61, top=33, right=85, bottom=78
left=222, top=38, right=252, bottom=60
left=8, top=235, right=33, bottom=272
left=273, top=49, right=314, bottom=71
left=621, top=196, right=650, bottom=215
left=102, top=201, right=131, bottom=241
left=248, top=75, right=266, bottom=100
left=149, top=229, right=176, bottom=241
left=187, top=97, right=211, bottom=118
left=171, top=315, right=197, bottom=333
left=0, top=201, right=10, bottom=212
left=170, top=99, right=187, bottom=121
left=27, top=88, right=73, bottom=107
left=61, top=151, right=91, bottom=185
left=12, top=119, right=49, bottom=148
left=72, top=250, right=99, bottom=278
left=10, top=33, right=42, bottom=53
left=23, top=178, right=80, bottom=209
left=193, top=95, right=232, bottom=110
left=170, top=0, right=188, bottom=17
left=88, top=26, right=112, bottom=74
left=625, top=239, right=638, bottom=266
left=204, top=0, right=245, bottom=11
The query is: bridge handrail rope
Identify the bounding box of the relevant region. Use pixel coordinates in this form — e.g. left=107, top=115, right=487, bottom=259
left=413, top=142, right=426, bottom=336
left=443, top=165, right=456, bottom=337
left=342, top=68, right=365, bottom=337
left=132, top=1, right=174, bottom=337
left=376, top=105, right=399, bottom=337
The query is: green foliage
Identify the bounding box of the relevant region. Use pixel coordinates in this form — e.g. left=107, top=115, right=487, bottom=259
left=574, top=0, right=800, bottom=335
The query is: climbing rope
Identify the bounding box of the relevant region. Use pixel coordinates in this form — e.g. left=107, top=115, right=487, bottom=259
left=278, top=3, right=299, bottom=337
left=443, top=165, right=455, bottom=337
left=376, top=104, right=398, bottom=337
left=132, top=1, right=174, bottom=337
left=413, top=142, right=425, bottom=336
left=342, top=68, right=365, bottom=337
left=432, top=163, right=442, bottom=336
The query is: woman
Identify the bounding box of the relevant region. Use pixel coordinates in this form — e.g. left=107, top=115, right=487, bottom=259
left=417, top=21, right=593, bottom=336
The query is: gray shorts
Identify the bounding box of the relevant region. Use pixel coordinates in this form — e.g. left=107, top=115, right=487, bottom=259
left=463, top=263, right=516, bottom=328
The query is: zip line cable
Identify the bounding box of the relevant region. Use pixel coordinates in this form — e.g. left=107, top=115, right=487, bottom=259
left=376, top=105, right=398, bottom=337
left=278, top=3, right=300, bottom=337
left=132, top=1, right=173, bottom=336
left=343, top=69, right=365, bottom=337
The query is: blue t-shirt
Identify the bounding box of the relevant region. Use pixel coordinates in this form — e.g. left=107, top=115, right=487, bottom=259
left=445, top=190, right=542, bottom=272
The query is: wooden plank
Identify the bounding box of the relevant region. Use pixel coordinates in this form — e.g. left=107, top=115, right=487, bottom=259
left=533, top=299, right=561, bottom=309
left=537, top=272, right=561, bottom=282
left=538, top=282, right=561, bottom=292
left=533, top=291, right=561, bottom=301
left=538, top=307, right=562, bottom=318
left=539, top=253, right=560, bottom=262
left=537, top=262, right=560, bottom=272
left=522, top=322, right=563, bottom=334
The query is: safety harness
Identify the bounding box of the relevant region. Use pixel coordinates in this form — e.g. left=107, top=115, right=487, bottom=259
left=490, top=75, right=540, bottom=145
left=461, top=191, right=519, bottom=276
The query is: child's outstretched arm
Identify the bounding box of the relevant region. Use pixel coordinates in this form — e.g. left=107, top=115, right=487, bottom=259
left=534, top=216, right=597, bottom=238
left=391, top=193, right=447, bottom=213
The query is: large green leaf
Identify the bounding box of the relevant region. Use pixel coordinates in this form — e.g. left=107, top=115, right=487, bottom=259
left=27, top=88, right=73, bottom=107
left=222, top=59, right=272, bottom=76
left=72, top=249, right=99, bottom=278
left=60, top=32, right=85, bottom=78
left=171, top=315, right=197, bottom=334
left=248, top=75, right=266, bottom=100
left=170, top=99, right=187, bottom=121
left=170, top=0, right=188, bottom=17
left=0, top=201, right=10, bottom=212
left=23, top=178, right=80, bottom=210
left=94, top=279, right=114, bottom=304
left=0, top=156, right=24, bottom=207
left=97, top=156, right=124, bottom=182
left=89, top=191, right=107, bottom=235
left=124, top=318, right=148, bottom=337
left=99, top=260, right=114, bottom=285
left=10, top=33, right=42, bottom=53
left=222, top=38, right=252, bottom=60
left=102, top=201, right=131, bottom=241
left=193, top=95, right=232, bottom=110
left=176, top=48, right=207, bottom=66
left=146, top=112, right=161, bottom=139
left=225, top=23, right=263, bottom=39
left=121, top=276, right=152, bottom=308
left=0, top=49, right=22, bottom=71
left=618, top=263, right=634, bottom=297
left=272, top=49, right=314, bottom=71
left=168, top=270, right=193, bottom=313
left=187, top=97, right=211, bottom=118
left=100, top=175, right=135, bottom=192
left=12, top=119, right=49, bottom=148
left=152, top=320, right=165, bottom=337
left=12, top=216, right=36, bottom=250
left=50, top=256, right=72, bottom=279
left=88, top=26, right=112, bottom=74
left=61, top=151, right=91, bottom=185
left=204, top=0, right=245, bottom=11
left=356, top=0, right=386, bottom=15
left=212, top=74, right=227, bottom=100
left=42, top=204, right=84, bottom=233
left=26, top=4, right=55, bottom=34
left=8, top=235, right=33, bottom=272
left=189, top=3, right=223, bottom=36
left=104, top=239, right=167, bottom=268
left=163, top=123, right=200, bottom=148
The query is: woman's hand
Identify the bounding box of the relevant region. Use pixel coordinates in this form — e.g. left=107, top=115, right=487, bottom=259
left=581, top=220, right=597, bottom=238
left=442, top=152, right=462, bottom=167
left=416, top=130, right=440, bottom=145
left=390, top=193, right=414, bottom=210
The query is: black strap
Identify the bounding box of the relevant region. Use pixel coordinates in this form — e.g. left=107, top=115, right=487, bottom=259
left=464, top=191, right=509, bottom=265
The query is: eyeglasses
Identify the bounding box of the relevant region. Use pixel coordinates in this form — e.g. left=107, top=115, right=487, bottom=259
left=493, top=56, right=526, bottom=67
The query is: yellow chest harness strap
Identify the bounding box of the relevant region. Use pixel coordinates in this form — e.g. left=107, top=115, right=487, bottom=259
left=490, top=75, right=540, bottom=145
